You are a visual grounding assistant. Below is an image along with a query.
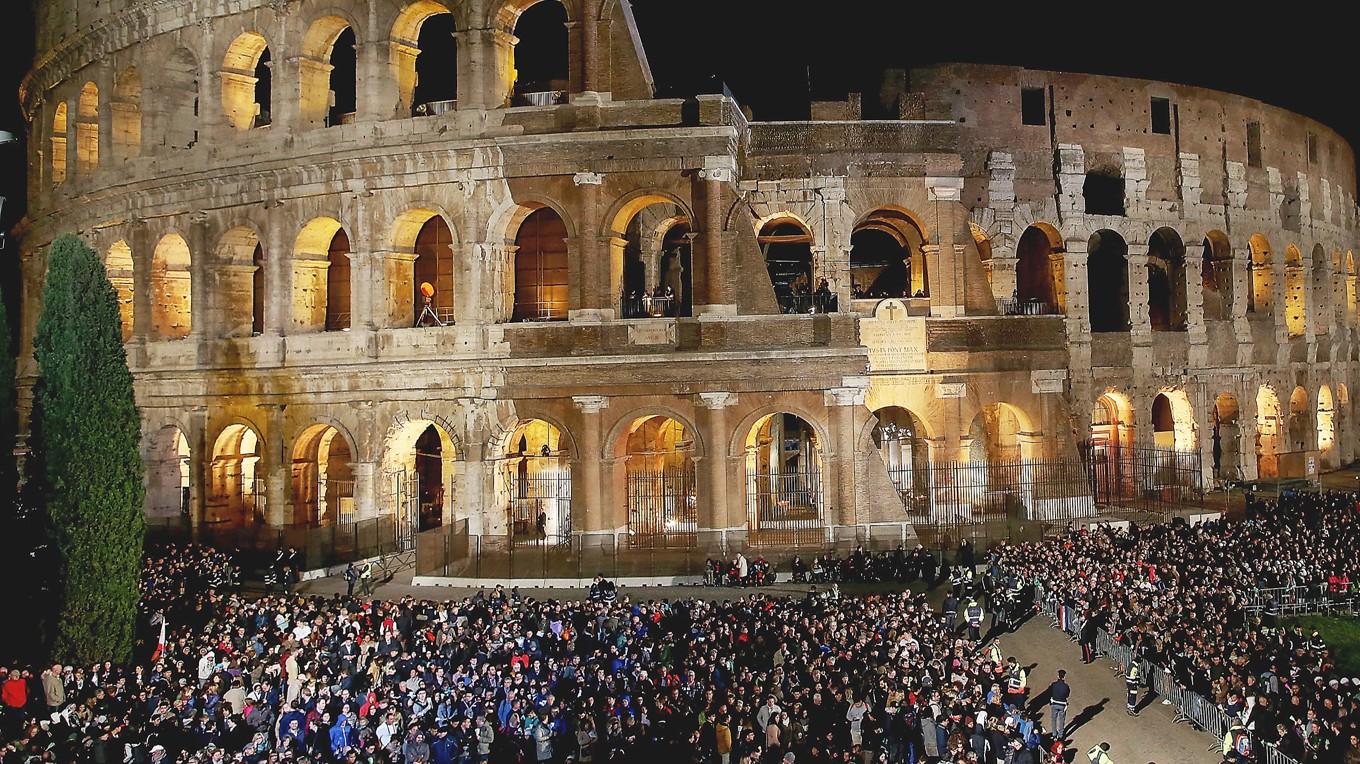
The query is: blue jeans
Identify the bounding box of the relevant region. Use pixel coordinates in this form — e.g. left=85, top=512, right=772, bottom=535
left=1051, top=702, right=1067, bottom=739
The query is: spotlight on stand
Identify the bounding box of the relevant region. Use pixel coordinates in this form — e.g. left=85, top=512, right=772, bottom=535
left=415, top=281, right=445, bottom=327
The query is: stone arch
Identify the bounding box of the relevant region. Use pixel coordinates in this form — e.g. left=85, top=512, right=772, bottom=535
left=1317, top=384, right=1337, bottom=460
left=851, top=207, right=928, bottom=299
left=614, top=414, right=698, bottom=542
left=870, top=405, right=930, bottom=512
left=1088, top=390, right=1136, bottom=499
left=111, top=66, right=141, bottom=159
left=1200, top=230, right=1233, bottom=321
left=1311, top=243, right=1330, bottom=335
left=1088, top=229, right=1130, bottom=332
left=300, top=14, right=359, bottom=128
left=155, top=47, right=199, bottom=150
left=208, top=422, right=264, bottom=525
left=1151, top=389, right=1195, bottom=451
left=1248, top=233, right=1274, bottom=314
left=380, top=416, right=459, bottom=531
left=1256, top=385, right=1282, bottom=478
left=145, top=425, right=191, bottom=519
left=50, top=102, right=67, bottom=184
left=221, top=31, right=272, bottom=131
left=293, top=217, right=349, bottom=332
left=392, top=207, right=458, bottom=326
left=1284, top=244, right=1306, bottom=337
left=758, top=216, right=817, bottom=313
left=1148, top=227, right=1187, bottom=331
left=1014, top=222, right=1064, bottom=314
left=215, top=226, right=262, bottom=338
left=499, top=417, right=573, bottom=540
left=151, top=233, right=193, bottom=339
left=1287, top=385, right=1310, bottom=452
left=605, top=191, right=696, bottom=319
left=744, top=411, right=826, bottom=535
left=291, top=423, right=356, bottom=527
left=1211, top=392, right=1241, bottom=480
left=511, top=206, right=570, bottom=322
left=104, top=240, right=135, bottom=342
left=510, top=0, right=570, bottom=104
left=966, top=401, right=1037, bottom=462
left=392, top=1, right=458, bottom=116
left=75, top=82, right=98, bottom=173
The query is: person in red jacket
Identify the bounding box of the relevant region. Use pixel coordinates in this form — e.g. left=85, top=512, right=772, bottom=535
left=2, top=668, right=29, bottom=728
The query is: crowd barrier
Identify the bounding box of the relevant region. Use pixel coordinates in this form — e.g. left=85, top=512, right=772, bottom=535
left=1027, top=579, right=1301, bottom=764
left=1242, top=582, right=1359, bottom=618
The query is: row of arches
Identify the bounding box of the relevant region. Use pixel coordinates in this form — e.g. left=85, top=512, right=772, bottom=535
left=146, top=410, right=828, bottom=541
left=46, top=0, right=573, bottom=184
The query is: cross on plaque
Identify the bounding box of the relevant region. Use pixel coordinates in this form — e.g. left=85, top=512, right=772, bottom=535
left=882, top=302, right=901, bottom=321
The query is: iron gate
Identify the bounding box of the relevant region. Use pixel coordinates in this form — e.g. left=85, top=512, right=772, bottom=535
left=385, top=468, right=419, bottom=551
left=506, top=464, right=572, bottom=546
left=625, top=464, right=698, bottom=547
left=746, top=466, right=824, bottom=545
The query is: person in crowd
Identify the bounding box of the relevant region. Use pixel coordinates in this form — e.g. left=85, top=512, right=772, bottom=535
left=1046, top=669, right=1070, bottom=741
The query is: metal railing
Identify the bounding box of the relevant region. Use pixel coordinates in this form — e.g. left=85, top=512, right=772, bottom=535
left=146, top=515, right=401, bottom=574
left=1029, top=580, right=1301, bottom=764
left=1242, top=582, right=1359, bottom=617
left=774, top=292, right=837, bottom=314
left=996, top=297, right=1060, bottom=316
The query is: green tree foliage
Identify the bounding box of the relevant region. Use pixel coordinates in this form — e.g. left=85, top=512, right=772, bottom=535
left=29, top=234, right=144, bottom=663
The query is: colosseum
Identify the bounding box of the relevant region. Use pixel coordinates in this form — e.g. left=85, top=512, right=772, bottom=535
left=15, top=0, right=1360, bottom=574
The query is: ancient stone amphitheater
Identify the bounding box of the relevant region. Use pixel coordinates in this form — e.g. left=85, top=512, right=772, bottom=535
left=16, top=0, right=1360, bottom=571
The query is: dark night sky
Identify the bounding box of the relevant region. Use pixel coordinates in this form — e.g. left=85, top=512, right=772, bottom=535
left=1, top=3, right=1356, bottom=309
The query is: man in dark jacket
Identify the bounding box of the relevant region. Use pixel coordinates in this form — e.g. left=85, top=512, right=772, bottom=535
left=1046, top=670, right=1071, bottom=741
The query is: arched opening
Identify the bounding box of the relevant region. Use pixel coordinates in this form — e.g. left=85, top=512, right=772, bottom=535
left=1256, top=386, right=1282, bottom=479
left=1339, top=384, right=1351, bottom=459
left=609, top=197, right=694, bottom=319
left=293, top=217, right=349, bottom=333
left=1200, top=231, right=1233, bottom=321
left=1211, top=393, right=1241, bottom=480
left=1284, top=245, right=1306, bottom=338
left=502, top=419, right=571, bottom=542
left=510, top=0, right=569, bottom=105
left=758, top=218, right=817, bottom=313
left=967, top=404, right=1024, bottom=463
left=157, top=48, right=199, bottom=150
left=208, top=424, right=263, bottom=526
left=1288, top=386, right=1310, bottom=453
left=111, top=67, right=141, bottom=159
left=300, top=17, right=357, bottom=128
left=75, top=82, right=99, bottom=174
left=1312, top=244, right=1330, bottom=335
left=965, top=403, right=1034, bottom=517
left=745, top=413, right=824, bottom=535
left=1151, top=392, right=1195, bottom=451
left=1347, top=252, right=1357, bottom=320
left=1087, top=229, right=1129, bottom=332
left=1014, top=223, right=1064, bottom=314
left=512, top=206, right=569, bottom=321
left=50, top=102, right=67, bottom=185
left=146, top=426, right=191, bottom=519
left=1087, top=392, right=1135, bottom=500
left=1317, top=385, right=1336, bottom=458
left=221, top=32, right=271, bottom=130
left=291, top=425, right=354, bottom=527
left=411, top=215, right=455, bottom=325
left=216, top=226, right=262, bottom=338
left=851, top=208, right=927, bottom=299
left=1248, top=234, right=1273, bottom=315
left=326, top=229, right=351, bottom=330
left=619, top=415, right=696, bottom=544
left=1147, top=228, right=1187, bottom=331
left=872, top=406, right=930, bottom=513
left=105, top=241, right=135, bottom=342
left=393, top=2, right=458, bottom=116
left=151, top=233, right=193, bottom=339
left=382, top=420, right=457, bottom=533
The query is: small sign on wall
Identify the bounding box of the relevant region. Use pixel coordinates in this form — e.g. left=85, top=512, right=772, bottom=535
left=936, top=382, right=967, bottom=399
left=1032, top=369, right=1067, bottom=395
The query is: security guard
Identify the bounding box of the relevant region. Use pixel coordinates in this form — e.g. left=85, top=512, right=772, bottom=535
left=1125, top=661, right=1142, bottom=716
left=1005, top=657, right=1028, bottom=708
left=964, top=600, right=985, bottom=641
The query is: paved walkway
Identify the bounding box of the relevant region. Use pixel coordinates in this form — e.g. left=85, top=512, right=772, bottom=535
left=998, top=616, right=1218, bottom=764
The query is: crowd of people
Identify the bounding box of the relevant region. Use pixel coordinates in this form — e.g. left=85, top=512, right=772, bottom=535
left=997, top=490, right=1360, bottom=763
left=3, top=542, right=1070, bottom=764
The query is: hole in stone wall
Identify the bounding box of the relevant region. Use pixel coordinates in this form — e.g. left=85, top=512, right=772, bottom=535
left=1083, top=171, right=1125, bottom=216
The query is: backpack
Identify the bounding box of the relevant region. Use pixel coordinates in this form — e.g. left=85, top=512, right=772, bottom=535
left=1232, top=730, right=1252, bottom=757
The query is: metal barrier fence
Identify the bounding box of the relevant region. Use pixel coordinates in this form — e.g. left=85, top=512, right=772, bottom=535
left=1028, top=580, right=1300, bottom=764
left=1242, top=583, right=1360, bottom=617
left=146, top=515, right=402, bottom=573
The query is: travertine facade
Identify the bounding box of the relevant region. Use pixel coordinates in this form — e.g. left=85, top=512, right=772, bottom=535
left=17, top=2, right=1360, bottom=555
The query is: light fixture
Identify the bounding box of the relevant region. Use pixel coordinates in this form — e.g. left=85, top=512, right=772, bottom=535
left=0, top=130, right=17, bottom=145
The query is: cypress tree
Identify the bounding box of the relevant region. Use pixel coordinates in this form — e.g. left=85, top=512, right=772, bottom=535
left=30, top=234, right=144, bottom=663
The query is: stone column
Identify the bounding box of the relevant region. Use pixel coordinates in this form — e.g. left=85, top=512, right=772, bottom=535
left=351, top=461, right=378, bottom=521
left=696, top=160, right=735, bottom=314
left=572, top=396, right=609, bottom=534
left=259, top=403, right=289, bottom=526
left=580, top=1, right=600, bottom=94
left=457, top=434, right=486, bottom=532
left=926, top=176, right=964, bottom=316
left=697, top=392, right=738, bottom=533
left=187, top=406, right=209, bottom=530
left=457, top=28, right=515, bottom=110
left=187, top=213, right=210, bottom=341
left=128, top=218, right=153, bottom=345
left=827, top=383, right=867, bottom=529
left=569, top=173, right=610, bottom=320
left=1126, top=243, right=1152, bottom=368
left=264, top=208, right=291, bottom=337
